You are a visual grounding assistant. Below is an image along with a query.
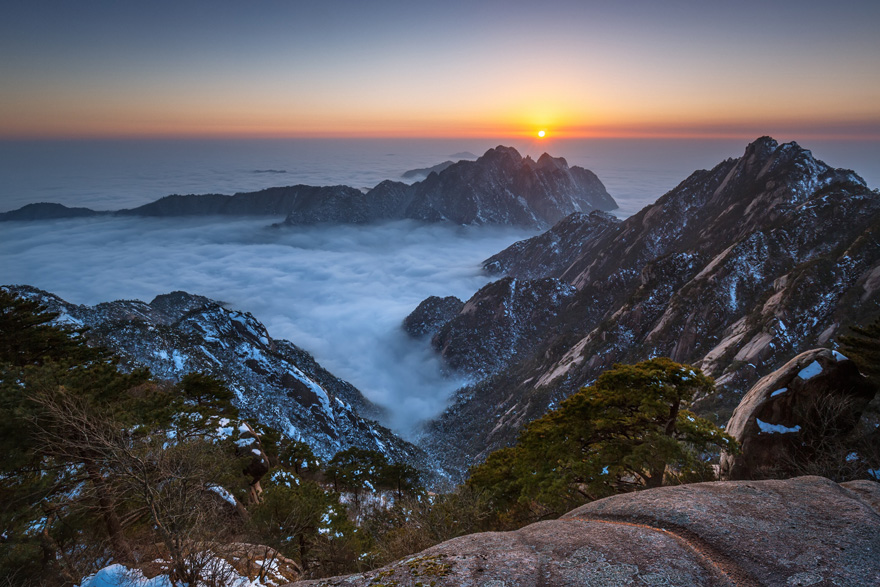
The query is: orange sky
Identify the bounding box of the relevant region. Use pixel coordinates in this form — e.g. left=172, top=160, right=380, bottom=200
left=1, top=1, right=879, bottom=140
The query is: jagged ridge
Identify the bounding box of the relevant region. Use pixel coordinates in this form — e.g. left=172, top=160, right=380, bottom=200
left=412, top=137, right=880, bottom=477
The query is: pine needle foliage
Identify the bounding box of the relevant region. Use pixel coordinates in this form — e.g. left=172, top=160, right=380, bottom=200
left=468, top=358, right=737, bottom=522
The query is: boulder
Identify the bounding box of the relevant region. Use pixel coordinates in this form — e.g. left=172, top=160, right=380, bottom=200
left=289, top=476, right=880, bottom=586
left=720, top=348, right=877, bottom=480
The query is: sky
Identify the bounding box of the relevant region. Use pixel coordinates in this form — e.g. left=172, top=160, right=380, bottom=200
left=1, top=0, right=879, bottom=139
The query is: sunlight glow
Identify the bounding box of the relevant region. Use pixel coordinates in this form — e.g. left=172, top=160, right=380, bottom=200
left=537, top=130, right=546, bottom=138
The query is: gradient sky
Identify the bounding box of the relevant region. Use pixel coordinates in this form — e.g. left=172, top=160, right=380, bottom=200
left=2, top=0, right=878, bottom=139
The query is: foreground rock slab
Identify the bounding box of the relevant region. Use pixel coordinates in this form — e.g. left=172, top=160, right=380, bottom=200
left=290, top=476, right=880, bottom=586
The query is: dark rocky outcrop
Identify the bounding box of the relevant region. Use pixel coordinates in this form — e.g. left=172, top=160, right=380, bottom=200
left=720, top=348, right=878, bottom=481
left=291, top=476, right=880, bottom=587
left=429, top=277, right=576, bottom=378
left=0, top=202, right=109, bottom=220
left=402, top=295, right=464, bottom=339
left=2, top=147, right=617, bottom=230
left=416, top=137, right=880, bottom=478
left=4, top=286, right=439, bottom=479
left=121, top=185, right=366, bottom=218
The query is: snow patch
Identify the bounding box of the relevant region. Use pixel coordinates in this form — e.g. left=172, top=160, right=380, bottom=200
left=208, top=484, right=237, bottom=506
left=755, top=418, right=801, bottom=434
left=797, top=360, right=823, bottom=380
left=77, top=565, right=173, bottom=587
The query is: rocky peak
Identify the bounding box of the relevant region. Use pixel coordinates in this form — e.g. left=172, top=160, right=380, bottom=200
left=4, top=285, right=439, bottom=479
left=401, top=295, right=464, bottom=339
left=407, top=145, right=616, bottom=227
left=149, top=290, right=217, bottom=323
left=740, top=135, right=780, bottom=169
left=476, top=145, right=523, bottom=166
left=534, top=152, right=568, bottom=171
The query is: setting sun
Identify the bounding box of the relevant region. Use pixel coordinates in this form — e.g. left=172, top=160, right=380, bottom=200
left=537, top=130, right=546, bottom=138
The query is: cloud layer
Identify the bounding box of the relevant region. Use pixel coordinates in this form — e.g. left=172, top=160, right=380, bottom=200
left=1, top=216, right=536, bottom=435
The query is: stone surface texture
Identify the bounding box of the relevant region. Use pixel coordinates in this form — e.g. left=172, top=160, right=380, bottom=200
left=289, top=476, right=880, bottom=587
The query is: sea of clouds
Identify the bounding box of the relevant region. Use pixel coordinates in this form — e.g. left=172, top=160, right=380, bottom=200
left=1, top=215, right=537, bottom=435
left=4, top=136, right=878, bottom=438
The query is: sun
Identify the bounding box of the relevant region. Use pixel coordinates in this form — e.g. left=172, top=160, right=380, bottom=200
left=537, top=129, right=546, bottom=138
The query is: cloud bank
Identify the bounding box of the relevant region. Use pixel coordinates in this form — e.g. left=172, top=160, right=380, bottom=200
left=0, top=216, right=536, bottom=436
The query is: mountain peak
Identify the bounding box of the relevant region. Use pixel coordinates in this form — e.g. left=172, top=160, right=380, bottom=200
left=149, top=291, right=216, bottom=322
left=745, top=135, right=779, bottom=154
left=477, top=145, right=523, bottom=165
left=535, top=152, right=569, bottom=171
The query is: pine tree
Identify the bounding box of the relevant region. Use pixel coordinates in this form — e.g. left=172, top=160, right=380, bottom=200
left=0, top=291, right=268, bottom=585
left=468, top=358, right=737, bottom=520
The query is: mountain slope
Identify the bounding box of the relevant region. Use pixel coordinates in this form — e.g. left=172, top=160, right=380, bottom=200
left=5, top=286, right=437, bottom=476
left=413, top=137, right=880, bottom=476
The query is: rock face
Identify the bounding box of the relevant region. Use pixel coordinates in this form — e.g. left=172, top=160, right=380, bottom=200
left=401, top=147, right=617, bottom=227
left=290, top=476, right=880, bottom=587
left=720, top=348, right=877, bottom=481
left=1, top=147, right=617, bottom=230
left=416, top=137, right=880, bottom=477
left=483, top=210, right=621, bottom=280
left=428, top=277, right=576, bottom=378
left=402, top=295, right=464, bottom=339
left=5, top=286, right=435, bottom=475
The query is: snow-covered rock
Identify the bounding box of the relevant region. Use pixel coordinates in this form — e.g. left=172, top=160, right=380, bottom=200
left=5, top=286, right=439, bottom=478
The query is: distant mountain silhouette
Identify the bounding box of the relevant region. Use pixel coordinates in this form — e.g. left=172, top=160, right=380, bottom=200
left=1, top=146, right=617, bottom=230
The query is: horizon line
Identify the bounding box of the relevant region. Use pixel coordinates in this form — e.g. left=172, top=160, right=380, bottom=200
left=3, top=130, right=880, bottom=142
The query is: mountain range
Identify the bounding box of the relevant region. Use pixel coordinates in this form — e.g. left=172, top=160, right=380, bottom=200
left=4, top=137, right=878, bottom=483
left=0, top=146, right=616, bottom=230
